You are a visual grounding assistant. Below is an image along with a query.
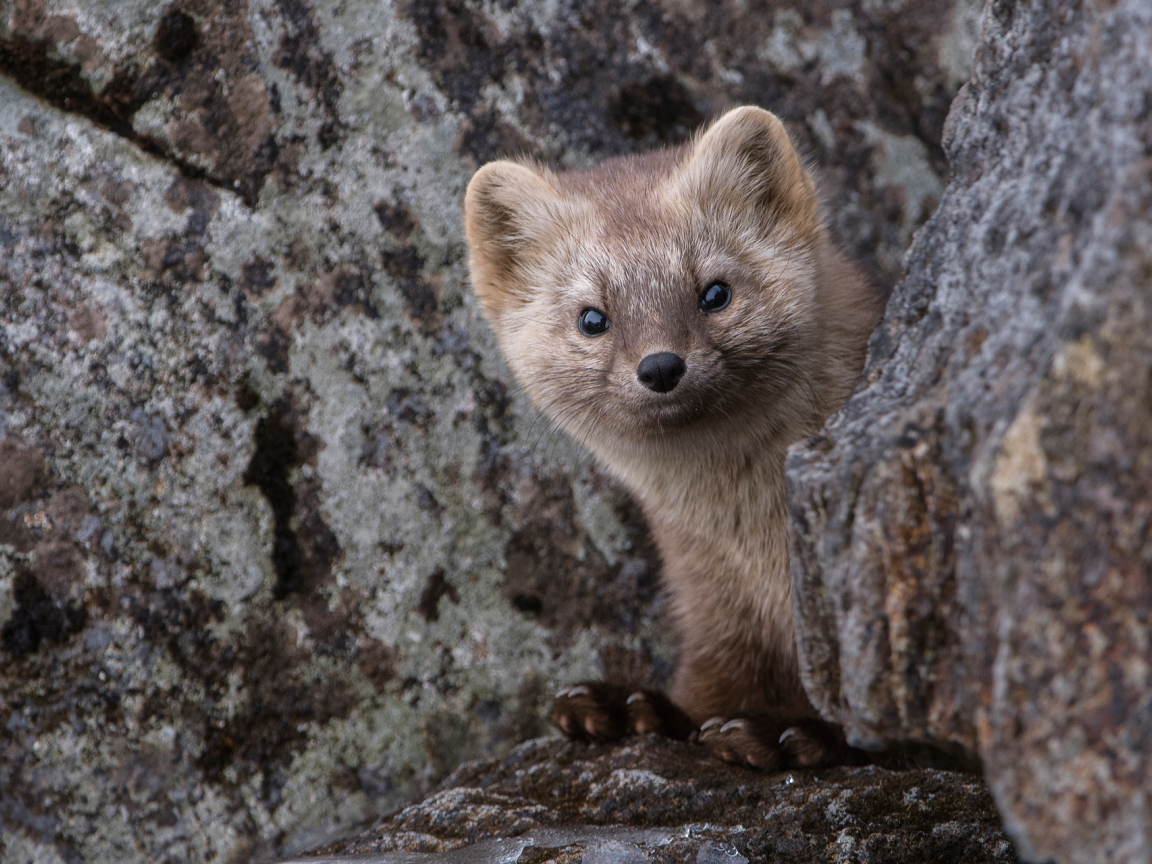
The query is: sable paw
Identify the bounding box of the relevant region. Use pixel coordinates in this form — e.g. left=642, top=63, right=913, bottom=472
left=779, top=717, right=863, bottom=768
left=778, top=723, right=834, bottom=768
left=552, top=683, right=628, bottom=741
left=551, top=682, right=695, bottom=742
left=624, top=689, right=697, bottom=739
left=698, top=717, right=785, bottom=770
left=699, top=714, right=856, bottom=770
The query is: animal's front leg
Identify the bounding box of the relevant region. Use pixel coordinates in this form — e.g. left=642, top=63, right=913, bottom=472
left=551, top=682, right=697, bottom=742
left=672, top=635, right=863, bottom=770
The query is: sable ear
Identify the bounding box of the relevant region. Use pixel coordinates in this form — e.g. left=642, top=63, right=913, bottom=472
left=682, top=106, right=818, bottom=234
left=465, top=160, right=564, bottom=318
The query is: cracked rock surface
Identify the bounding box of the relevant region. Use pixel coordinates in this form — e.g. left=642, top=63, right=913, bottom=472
left=0, top=0, right=980, bottom=862
left=309, top=737, right=1016, bottom=864
left=787, top=1, right=1152, bottom=862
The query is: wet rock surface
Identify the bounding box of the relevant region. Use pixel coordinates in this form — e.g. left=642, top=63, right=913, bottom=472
left=786, top=0, right=1152, bottom=862
left=0, top=0, right=979, bottom=861
left=308, top=736, right=1016, bottom=864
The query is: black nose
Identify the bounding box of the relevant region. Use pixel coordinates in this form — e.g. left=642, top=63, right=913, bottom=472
left=637, top=352, right=686, bottom=393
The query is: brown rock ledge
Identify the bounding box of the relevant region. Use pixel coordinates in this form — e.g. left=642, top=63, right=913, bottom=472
left=300, top=736, right=1016, bottom=863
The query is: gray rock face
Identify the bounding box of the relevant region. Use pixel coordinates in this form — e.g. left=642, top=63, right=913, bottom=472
left=786, top=1, right=1152, bottom=862
left=315, top=736, right=1016, bottom=864
left=0, top=0, right=978, bottom=861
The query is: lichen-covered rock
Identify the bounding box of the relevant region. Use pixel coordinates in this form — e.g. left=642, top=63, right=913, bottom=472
left=311, top=736, right=1016, bottom=864
left=0, top=1, right=978, bottom=861
left=786, top=1, right=1152, bottom=862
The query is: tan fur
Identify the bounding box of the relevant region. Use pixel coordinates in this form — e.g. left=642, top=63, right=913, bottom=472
left=465, top=107, right=882, bottom=726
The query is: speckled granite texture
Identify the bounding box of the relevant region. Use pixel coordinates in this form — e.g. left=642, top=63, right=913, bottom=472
left=0, top=0, right=979, bottom=861
left=312, top=736, right=1016, bottom=864
left=787, top=1, right=1152, bottom=862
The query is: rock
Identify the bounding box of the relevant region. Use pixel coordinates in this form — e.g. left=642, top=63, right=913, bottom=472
left=306, top=736, right=1016, bottom=864
left=786, top=1, right=1152, bottom=862
left=0, top=0, right=980, bottom=861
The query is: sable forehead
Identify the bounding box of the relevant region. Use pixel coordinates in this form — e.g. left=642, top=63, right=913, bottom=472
left=552, top=237, right=690, bottom=312
left=542, top=173, right=693, bottom=307
left=553, top=146, right=688, bottom=197
left=553, top=151, right=767, bottom=270
left=591, top=249, right=702, bottom=343
left=553, top=148, right=690, bottom=237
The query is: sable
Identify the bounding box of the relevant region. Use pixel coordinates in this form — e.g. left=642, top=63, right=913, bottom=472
left=465, top=107, right=882, bottom=769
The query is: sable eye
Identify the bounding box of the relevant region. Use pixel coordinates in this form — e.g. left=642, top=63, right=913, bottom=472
left=700, top=280, right=732, bottom=312
left=578, top=307, right=610, bottom=337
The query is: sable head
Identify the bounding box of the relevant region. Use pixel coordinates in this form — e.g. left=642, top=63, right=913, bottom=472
left=465, top=106, right=867, bottom=461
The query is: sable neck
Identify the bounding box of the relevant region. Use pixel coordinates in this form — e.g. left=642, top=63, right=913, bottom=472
left=599, top=426, right=809, bottom=717
left=596, top=419, right=794, bottom=529
left=594, top=423, right=797, bottom=625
